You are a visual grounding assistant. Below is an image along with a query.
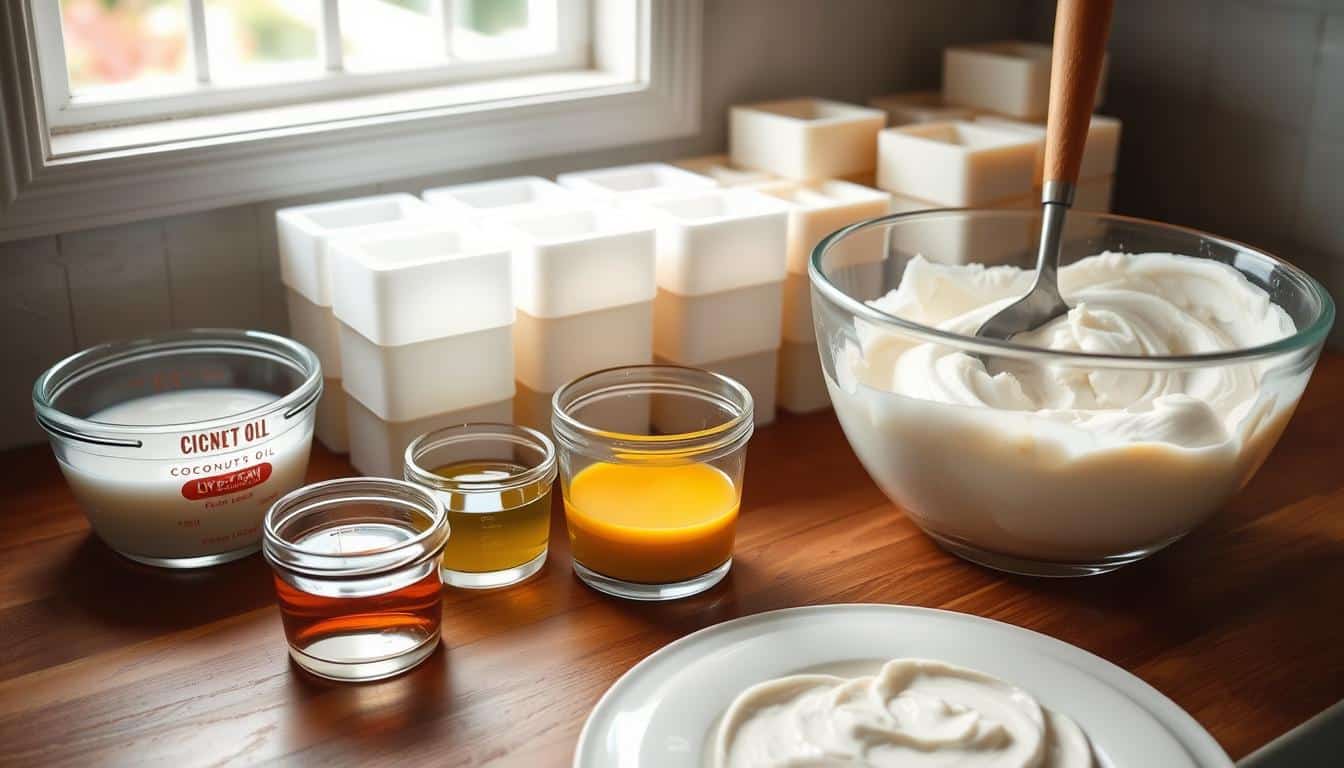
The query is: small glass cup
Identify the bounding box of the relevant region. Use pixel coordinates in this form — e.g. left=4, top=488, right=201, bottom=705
left=263, top=477, right=449, bottom=682
left=552, top=365, right=754, bottom=601
left=404, top=423, right=557, bottom=589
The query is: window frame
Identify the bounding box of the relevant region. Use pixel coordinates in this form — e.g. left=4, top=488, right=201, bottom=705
left=0, top=0, right=702, bottom=241
left=32, top=0, right=592, bottom=132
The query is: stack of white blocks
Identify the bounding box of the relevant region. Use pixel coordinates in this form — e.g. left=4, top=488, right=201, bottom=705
left=275, top=194, right=437, bottom=455
left=867, top=40, right=1121, bottom=263
left=426, top=175, right=661, bottom=438
left=725, top=98, right=888, bottom=415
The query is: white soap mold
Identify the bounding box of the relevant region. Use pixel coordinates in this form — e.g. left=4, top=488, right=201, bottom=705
left=329, top=225, right=513, bottom=347
left=672, top=155, right=779, bottom=187
left=942, top=41, right=1107, bottom=120
left=639, top=189, right=791, bottom=295
left=346, top=395, right=513, bottom=478
left=285, top=288, right=343, bottom=377
left=730, top=98, right=886, bottom=180
left=757, top=180, right=891, bottom=274
left=653, top=282, right=783, bottom=366
left=276, top=194, right=435, bottom=306
left=654, top=348, right=778, bottom=427
left=512, top=300, right=653, bottom=392
left=314, top=377, right=349, bottom=453
left=339, top=322, right=515, bottom=422
left=421, top=176, right=583, bottom=224
left=498, top=206, right=657, bottom=318
left=974, top=114, right=1122, bottom=185
left=777, top=340, right=831, bottom=414
left=877, top=121, right=1039, bottom=207
left=556, top=163, right=717, bottom=204
left=868, top=91, right=978, bottom=126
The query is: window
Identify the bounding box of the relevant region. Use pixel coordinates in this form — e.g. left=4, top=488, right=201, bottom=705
left=33, top=0, right=589, bottom=131
left=1, top=1, right=702, bottom=240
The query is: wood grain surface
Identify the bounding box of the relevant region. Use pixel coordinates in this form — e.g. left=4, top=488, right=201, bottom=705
left=3, top=355, right=1343, bottom=767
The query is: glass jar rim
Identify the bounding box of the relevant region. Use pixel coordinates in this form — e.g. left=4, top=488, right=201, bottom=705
left=403, top=422, right=558, bottom=493
left=32, top=328, right=323, bottom=446
left=551, top=364, right=754, bottom=461
left=809, top=209, right=1337, bottom=370
left=263, top=477, right=449, bottom=578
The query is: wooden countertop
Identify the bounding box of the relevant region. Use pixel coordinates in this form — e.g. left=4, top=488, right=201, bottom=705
left=3, top=354, right=1343, bottom=767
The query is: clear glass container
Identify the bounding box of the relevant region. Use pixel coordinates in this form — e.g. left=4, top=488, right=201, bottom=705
left=263, top=477, right=450, bottom=682
left=810, top=209, right=1335, bottom=576
left=32, top=329, right=322, bottom=568
left=404, top=423, right=557, bottom=589
left=552, top=365, right=754, bottom=601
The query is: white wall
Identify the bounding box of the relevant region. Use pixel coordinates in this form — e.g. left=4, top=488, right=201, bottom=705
left=0, top=0, right=1025, bottom=451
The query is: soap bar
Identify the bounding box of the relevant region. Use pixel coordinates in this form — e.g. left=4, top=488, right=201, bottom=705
left=877, top=121, right=1038, bottom=207
left=422, top=176, right=582, bottom=224
left=730, top=98, right=886, bottom=180
left=757, top=180, right=890, bottom=274
left=673, top=155, right=779, bottom=187
left=556, top=163, right=716, bottom=204
left=868, top=91, right=977, bottom=126
left=943, top=41, right=1107, bottom=119
left=653, top=283, right=783, bottom=366
left=640, top=189, right=791, bottom=296
left=975, top=114, right=1122, bottom=184
left=329, top=225, right=513, bottom=347
left=499, top=206, right=657, bottom=318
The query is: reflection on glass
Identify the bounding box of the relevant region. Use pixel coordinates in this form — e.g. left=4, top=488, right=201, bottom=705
left=340, top=0, right=446, bottom=71
left=59, top=0, right=191, bottom=94
left=204, top=0, right=319, bottom=83
left=452, top=0, right=555, bottom=61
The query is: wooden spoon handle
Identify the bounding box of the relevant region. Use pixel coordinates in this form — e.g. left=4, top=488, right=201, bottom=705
left=1043, top=0, right=1114, bottom=192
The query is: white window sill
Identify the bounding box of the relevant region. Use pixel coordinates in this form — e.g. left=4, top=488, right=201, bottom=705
left=0, top=0, right=702, bottom=242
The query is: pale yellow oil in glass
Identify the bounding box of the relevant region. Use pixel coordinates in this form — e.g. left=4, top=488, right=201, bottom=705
left=432, top=460, right=551, bottom=574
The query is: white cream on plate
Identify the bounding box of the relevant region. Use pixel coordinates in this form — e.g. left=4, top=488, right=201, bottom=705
left=715, top=658, right=1093, bottom=767
left=828, top=252, right=1300, bottom=561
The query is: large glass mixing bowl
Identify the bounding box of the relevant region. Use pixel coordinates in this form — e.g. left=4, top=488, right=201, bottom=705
left=809, top=209, right=1334, bottom=576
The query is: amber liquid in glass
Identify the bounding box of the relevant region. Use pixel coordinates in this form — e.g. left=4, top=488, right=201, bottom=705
left=432, top=460, right=552, bottom=574
left=273, top=568, right=441, bottom=658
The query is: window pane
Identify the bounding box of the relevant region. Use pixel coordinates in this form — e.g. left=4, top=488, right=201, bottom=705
left=59, top=0, right=192, bottom=95
left=204, top=0, right=320, bottom=83
left=452, top=0, right=556, bottom=61
left=340, top=0, right=446, bottom=72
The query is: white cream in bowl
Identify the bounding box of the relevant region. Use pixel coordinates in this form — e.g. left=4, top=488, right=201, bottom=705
left=714, top=658, right=1093, bottom=767
left=828, top=252, right=1299, bottom=562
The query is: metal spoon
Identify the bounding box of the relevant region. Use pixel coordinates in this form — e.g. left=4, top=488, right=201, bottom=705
left=976, top=0, right=1115, bottom=344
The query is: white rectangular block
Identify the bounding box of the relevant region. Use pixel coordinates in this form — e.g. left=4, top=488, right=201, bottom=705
left=877, top=122, right=1038, bottom=207
left=757, top=180, right=891, bottom=274
left=329, top=225, right=512, bottom=347
left=640, top=189, right=791, bottom=295
left=512, top=301, right=653, bottom=392
left=514, top=382, right=652, bottom=439
left=276, top=194, right=435, bottom=306
left=730, top=99, right=886, bottom=180
left=422, top=176, right=583, bottom=224
left=777, top=340, right=830, bottom=414
left=672, top=155, right=779, bottom=187
left=556, top=163, right=717, bottom=204
left=656, top=349, right=778, bottom=427
left=500, top=207, right=657, bottom=318
left=347, top=396, right=513, bottom=478
left=314, top=377, right=349, bottom=453
left=781, top=272, right=815, bottom=344
left=868, top=91, right=978, bottom=126
left=339, top=323, right=515, bottom=422
left=974, top=114, right=1122, bottom=185
left=943, top=41, right=1107, bottom=120
left=653, top=282, right=783, bottom=365
left=887, top=195, right=1034, bottom=266
left=284, top=288, right=343, bottom=377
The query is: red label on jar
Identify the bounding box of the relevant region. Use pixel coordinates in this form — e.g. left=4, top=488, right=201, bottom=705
left=181, top=463, right=273, bottom=500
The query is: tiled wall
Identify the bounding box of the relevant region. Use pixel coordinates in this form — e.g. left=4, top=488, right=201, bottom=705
left=0, top=0, right=1024, bottom=451
left=1024, top=0, right=1344, bottom=346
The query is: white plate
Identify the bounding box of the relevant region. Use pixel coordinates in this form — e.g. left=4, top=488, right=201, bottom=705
left=574, top=604, right=1233, bottom=767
